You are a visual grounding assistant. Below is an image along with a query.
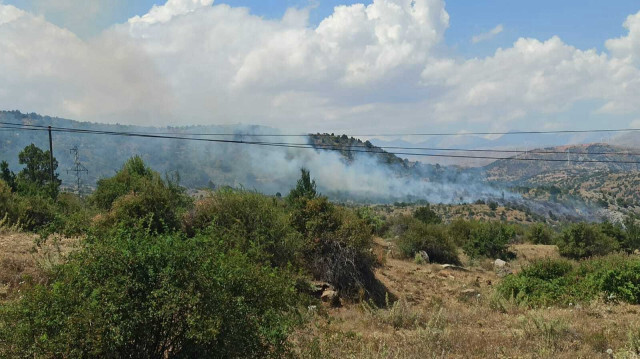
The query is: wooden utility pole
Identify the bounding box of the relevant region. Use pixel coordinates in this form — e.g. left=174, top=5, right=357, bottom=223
left=48, top=126, right=54, bottom=183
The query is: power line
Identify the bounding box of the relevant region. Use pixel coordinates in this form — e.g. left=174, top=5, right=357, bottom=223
left=3, top=121, right=640, bottom=155
left=2, top=123, right=640, bottom=164
left=4, top=120, right=640, bottom=137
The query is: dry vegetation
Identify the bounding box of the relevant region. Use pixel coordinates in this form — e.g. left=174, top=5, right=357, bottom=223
left=291, top=239, right=640, bottom=358
left=0, top=230, right=77, bottom=301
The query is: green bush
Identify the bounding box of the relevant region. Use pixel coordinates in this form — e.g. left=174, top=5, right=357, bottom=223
left=14, top=195, right=57, bottom=232
left=413, top=205, right=441, bottom=225
left=526, top=223, right=554, bottom=245
left=0, top=180, right=18, bottom=225
left=183, top=189, right=304, bottom=268
left=0, top=228, right=304, bottom=358
left=498, top=255, right=640, bottom=306
left=91, top=157, right=191, bottom=233
left=290, top=195, right=383, bottom=301
left=396, top=219, right=460, bottom=265
left=448, top=218, right=474, bottom=246
left=557, top=223, right=619, bottom=259
left=463, top=221, right=515, bottom=260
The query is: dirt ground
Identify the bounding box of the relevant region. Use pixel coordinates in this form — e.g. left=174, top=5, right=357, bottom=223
left=291, top=240, right=640, bottom=358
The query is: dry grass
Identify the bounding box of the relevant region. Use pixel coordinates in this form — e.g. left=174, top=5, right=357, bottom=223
left=0, top=230, right=78, bottom=300
left=291, top=241, right=640, bottom=358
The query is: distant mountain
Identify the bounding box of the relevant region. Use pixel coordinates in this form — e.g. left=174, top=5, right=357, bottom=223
left=370, top=131, right=609, bottom=167
left=483, top=143, right=640, bottom=183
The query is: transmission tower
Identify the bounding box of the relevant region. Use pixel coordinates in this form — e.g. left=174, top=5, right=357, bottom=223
left=67, top=145, right=88, bottom=194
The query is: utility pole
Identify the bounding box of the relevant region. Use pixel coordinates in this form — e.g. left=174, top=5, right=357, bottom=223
left=48, top=126, right=54, bottom=183
left=67, top=145, right=88, bottom=194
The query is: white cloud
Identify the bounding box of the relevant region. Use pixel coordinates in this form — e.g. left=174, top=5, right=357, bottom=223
left=606, top=11, right=640, bottom=66
left=0, top=1, right=640, bottom=136
left=128, top=0, right=213, bottom=25
left=0, top=4, right=174, bottom=124
left=471, top=24, right=503, bottom=44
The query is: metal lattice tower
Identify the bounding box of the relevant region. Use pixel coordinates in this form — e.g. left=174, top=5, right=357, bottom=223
left=67, top=145, right=88, bottom=194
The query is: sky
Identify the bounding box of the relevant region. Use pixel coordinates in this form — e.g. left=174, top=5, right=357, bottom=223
left=1, top=0, right=640, bottom=138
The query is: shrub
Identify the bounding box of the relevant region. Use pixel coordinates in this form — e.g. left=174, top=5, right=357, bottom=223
left=557, top=223, right=619, bottom=259
left=355, top=207, right=385, bottom=236
left=622, top=217, right=640, bottom=253
left=289, top=195, right=383, bottom=302
left=396, top=220, right=460, bottom=265
left=91, top=157, right=191, bottom=234
left=0, top=180, right=18, bottom=225
left=526, top=223, right=554, bottom=245
left=463, top=221, right=515, bottom=260
left=448, top=218, right=474, bottom=246
left=183, top=189, right=304, bottom=268
left=14, top=195, right=57, bottom=232
left=498, top=255, right=640, bottom=306
left=413, top=205, right=441, bottom=224
left=0, top=229, right=304, bottom=358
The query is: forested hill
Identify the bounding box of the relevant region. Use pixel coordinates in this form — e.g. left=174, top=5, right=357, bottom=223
left=0, top=111, right=443, bottom=194
left=0, top=111, right=292, bottom=190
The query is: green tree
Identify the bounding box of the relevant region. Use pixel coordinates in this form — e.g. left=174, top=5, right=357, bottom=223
left=623, top=217, right=640, bottom=252
left=287, top=168, right=317, bottom=203
left=526, top=223, right=554, bottom=245
left=0, top=161, right=16, bottom=191
left=557, top=223, right=619, bottom=259
left=413, top=205, right=441, bottom=224
left=463, top=221, right=515, bottom=259
left=16, top=144, right=61, bottom=197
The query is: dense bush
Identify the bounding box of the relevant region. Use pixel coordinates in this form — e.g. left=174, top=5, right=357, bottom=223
left=183, top=189, right=305, bottom=268
left=557, top=223, right=619, bottom=259
left=498, top=255, right=640, bottom=306
left=413, top=205, right=441, bottom=224
left=287, top=170, right=383, bottom=301
left=526, top=223, right=554, bottom=245
left=447, top=218, right=474, bottom=246
left=463, top=221, right=515, bottom=260
left=395, top=218, right=460, bottom=264
left=0, top=228, right=304, bottom=358
left=91, top=156, right=191, bottom=233
left=292, top=195, right=380, bottom=299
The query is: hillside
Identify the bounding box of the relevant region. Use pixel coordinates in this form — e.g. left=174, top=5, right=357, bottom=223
left=484, top=143, right=640, bottom=182
left=484, top=143, right=640, bottom=217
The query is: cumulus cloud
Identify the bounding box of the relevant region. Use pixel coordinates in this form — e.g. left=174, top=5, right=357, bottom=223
left=471, top=24, right=503, bottom=44
left=0, top=4, right=174, bottom=124
left=0, top=1, right=640, bottom=135
left=606, top=11, right=640, bottom=66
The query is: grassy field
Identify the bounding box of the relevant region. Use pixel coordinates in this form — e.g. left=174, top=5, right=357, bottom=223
left=291, top=238, right=640, bottom=358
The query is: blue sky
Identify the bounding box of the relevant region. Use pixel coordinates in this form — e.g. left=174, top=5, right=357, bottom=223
left=5, top=0, right=639, bottom=56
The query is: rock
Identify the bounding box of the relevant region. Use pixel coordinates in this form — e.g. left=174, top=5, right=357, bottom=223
left=441, top=264, right=469, bottom=272
left=310, top=281, right=334, bottom=297
left=494, top=259, right=507, bottom=268
left=460, top=288, right=479, bottom=298
left=634, top=249, right=640, bottom=255
left=495, top=266, right=513, bottom=278
left=418, top=250, right=430, bottom=264
left=320, top=289, right=341, bottom=307
left=493, top=259, right=512, bottom=277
